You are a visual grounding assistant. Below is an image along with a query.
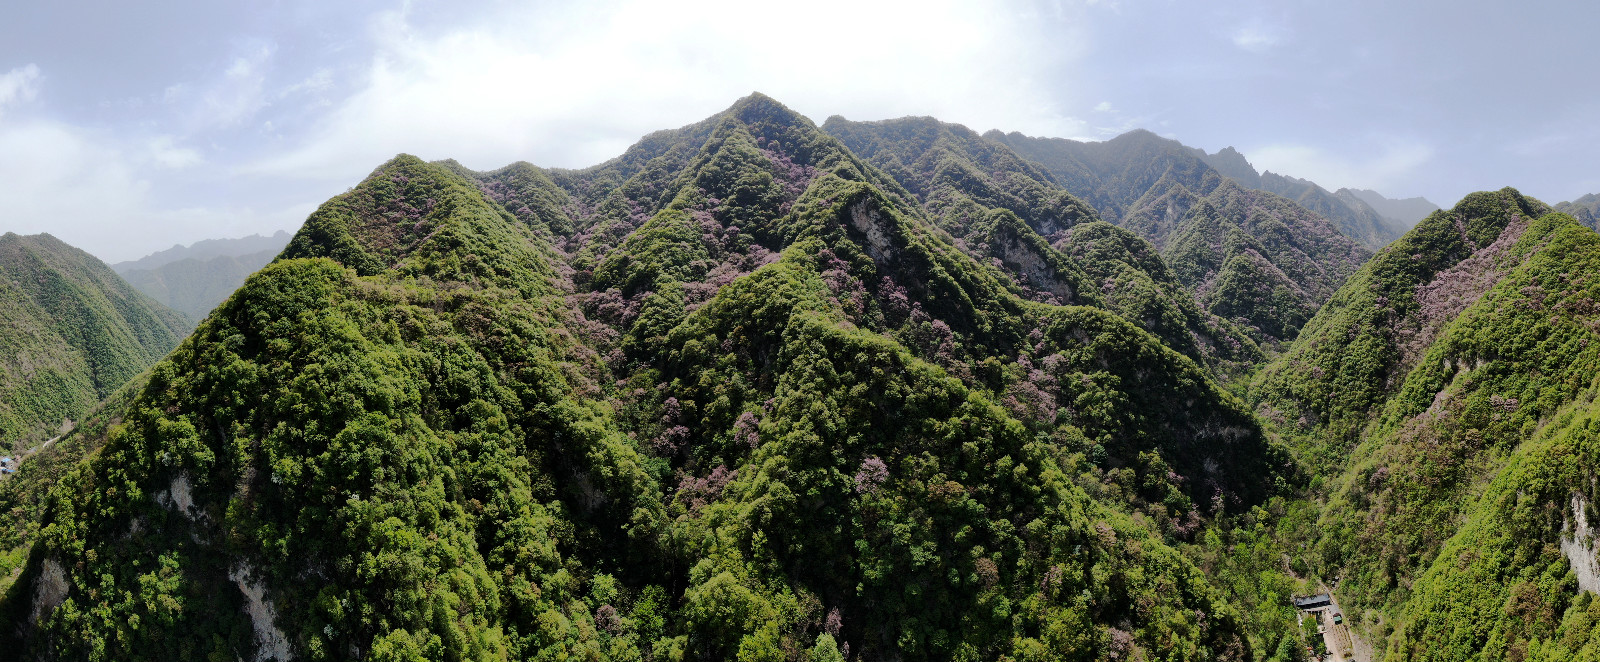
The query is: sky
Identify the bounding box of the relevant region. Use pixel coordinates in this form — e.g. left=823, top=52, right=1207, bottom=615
left=1, top=0, right=1596, bottom=262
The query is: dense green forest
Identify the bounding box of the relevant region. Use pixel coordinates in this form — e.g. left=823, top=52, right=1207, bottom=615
left=0, top=233, right=189, bottom=450
left=820, top=116, right=1261, bottom=372
left=3, top=94, right=1600, bottom=662
left=1250, top=188, right=1600, bottom=659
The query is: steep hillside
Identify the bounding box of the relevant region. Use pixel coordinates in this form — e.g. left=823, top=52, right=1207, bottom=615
left=988, top=129, right=1223, bottom=246
left=821, top=116, right=1100, bottom=241
left=1556, top=192, right=1600, bottom=230
left=1232, top=183, right=1600, bottom=660
left=823, top=115, right=1261, bottom=372
left=1163, top=180, right=1369, bottom=343
left=1251, top=188, right=1551, bottom=448
left=0, top=95, right=1299, bottom=661
left=119, top=246, right=282, bottom=322
left=1194, top=147, right=1423, bottom=250
left=988, top=130, right=1372, bottom=343
left=0, top=233, right=189, bottom=448
left=1291, top=210, right=1600, bottom=660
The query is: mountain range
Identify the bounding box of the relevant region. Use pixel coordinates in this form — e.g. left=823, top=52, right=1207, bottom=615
left=985, top=128, right=1370, bottom=344
left=111, top=231, right=292, bottom=274
left=1193, top=146, right=1437, bottom=250
left=0, top=233, right=188, bottom=452
left=1, top=93, right=1595, bottom=662
left=113, top=231, right=292, bottom=324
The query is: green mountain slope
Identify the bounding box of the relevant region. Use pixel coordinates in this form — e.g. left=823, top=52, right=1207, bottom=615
left=1, top=95, right=1297, bottom=661
left=822, top=115, right=1261, bottom=372
left=0, top=233, right=189, bottom=448
left=820, top=116, right=1101, bottom=241
left=1242, top=185, right=1600, bottom=658
left=988, top=129, right=1223, bottom=246
left=1251, top=187, right=1551, bottom=448
left=1255, top=173, right=1399, bottom=251
left=1314, top=212, right=1600, bottom=659
left=989, top=129, right=1375, bottom=343
left=119, top=245, right=283, bottom=322
left=1163, top=180, right=1369, bottom=343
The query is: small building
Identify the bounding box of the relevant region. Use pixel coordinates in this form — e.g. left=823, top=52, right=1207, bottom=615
left=1294, top=593, right=1333, bottom=610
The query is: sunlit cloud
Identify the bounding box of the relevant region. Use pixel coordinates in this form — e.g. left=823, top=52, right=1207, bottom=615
left=0, top=66, right=297, bottom=260
left=244, top=0, right=1087, bottom=179
left=3, top=0, right=1599, bottom=259
left=0, top=64, right=41, bottom=117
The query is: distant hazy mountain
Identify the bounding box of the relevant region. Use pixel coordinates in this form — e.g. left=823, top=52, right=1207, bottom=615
left=1193, top=147, right=1435, bottom=250
left=1555, top=192, right=1600, bottom=229
left=111, top=230, right=291, bottom=273
left=1346, top=188, right=1440, bottom=228
left=0, top=233, right=188, bottom=448
left=113, top=231, right=290, bottom=324
left=1193, top=146, right=1260, bottom=188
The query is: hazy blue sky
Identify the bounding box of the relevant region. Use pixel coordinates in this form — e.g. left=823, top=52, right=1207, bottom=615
left=1, top=0, right=1596, bottom=261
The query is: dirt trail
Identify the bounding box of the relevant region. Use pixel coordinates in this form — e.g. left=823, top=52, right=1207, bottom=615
left=1322, top=593, right=1372, bottom=662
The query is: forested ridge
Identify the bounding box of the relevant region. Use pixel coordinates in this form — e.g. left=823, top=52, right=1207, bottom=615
left=0, top=233, right=189, bottom=451
left=3, top=93, right=1600, bottom=662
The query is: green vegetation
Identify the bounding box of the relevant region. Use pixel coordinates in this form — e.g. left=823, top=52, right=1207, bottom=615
left=0, top=95, right=1308, bottom=661
left=10, top=93, right=1600, bottom=662
left=1254, top=173, right=1401, bottom=252
left=1252, top=188, right=1550, bottom=451
left=1245, top=185, right=1600, bottom=659
left=1308, top=211, right=1600, bottom=655
left=1163, top=181, right=1368, bottom=344
left=0, top=233, right=189, bottom=449
left=989, top=128, right=1372, bottom=344
left=825, top=116, right=1261, bottom=374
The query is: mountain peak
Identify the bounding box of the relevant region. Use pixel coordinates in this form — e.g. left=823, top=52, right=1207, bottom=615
left=722, top=91, right=814, bottom=128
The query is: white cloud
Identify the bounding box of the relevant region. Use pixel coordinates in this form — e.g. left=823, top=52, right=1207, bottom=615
left=1230, top=20, right=1284, bottom=53
left=0, top=73, right=295, bottom=261
left=0, top=120, right=248, bottom=261
left=160, top=44, right=276, bottom=131
left=279, top=68, right=334, bottom=99
left=1248, top=141, right=1434, bottom=192
left=146, top=135, right=204, bottom=168
left=1094, top=101, right=1113, bottom=112
left=244, top=0, right=1087, bottom=180
left=0, top=64, right=41, bottom=117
